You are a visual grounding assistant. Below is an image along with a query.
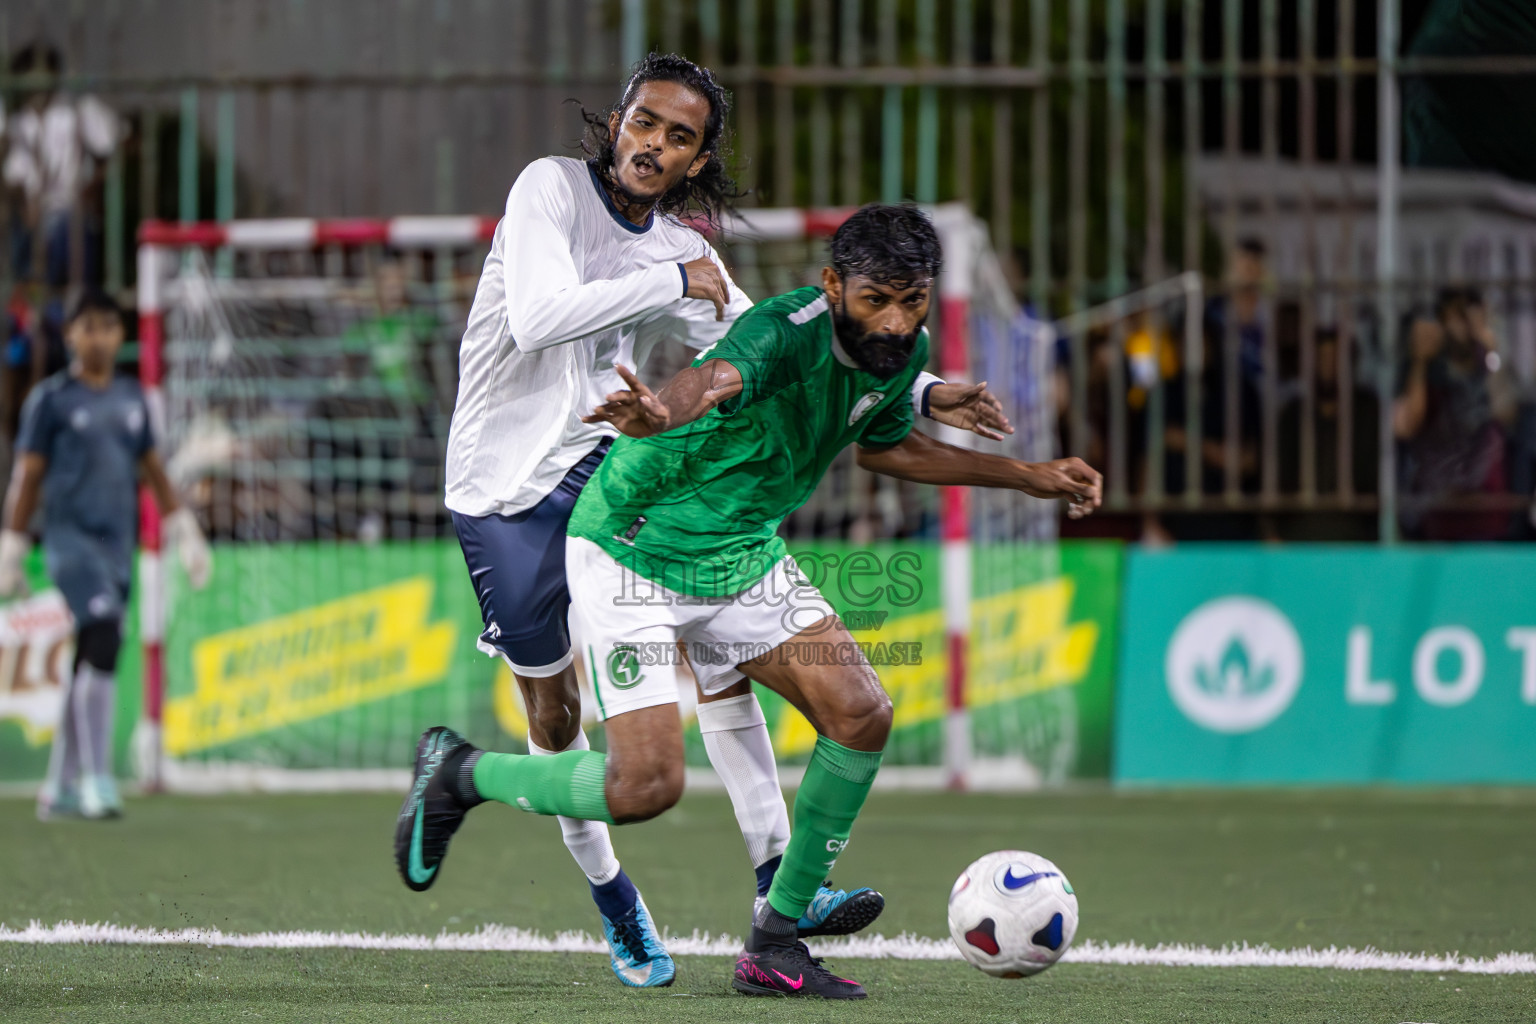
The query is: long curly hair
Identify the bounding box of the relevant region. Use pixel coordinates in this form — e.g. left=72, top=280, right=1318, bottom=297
left=581, top=52, right=741, bottom=227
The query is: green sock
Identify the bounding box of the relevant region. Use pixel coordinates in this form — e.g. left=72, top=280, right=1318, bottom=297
left=471, top=750, right=615, bottom=824
left=766, top=736, right=883, bottom=920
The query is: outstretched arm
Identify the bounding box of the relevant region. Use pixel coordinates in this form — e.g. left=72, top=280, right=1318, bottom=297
left=581, top=359, right=744, bottom=438
left=856, top=428, right=1102, bottom=519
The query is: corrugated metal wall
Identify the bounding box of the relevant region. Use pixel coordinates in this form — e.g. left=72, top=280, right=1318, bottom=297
left=1, top=0, right=623, bottom=222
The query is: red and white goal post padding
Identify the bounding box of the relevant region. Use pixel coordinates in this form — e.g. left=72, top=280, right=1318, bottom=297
left=133, top=204, right=986, bottom=791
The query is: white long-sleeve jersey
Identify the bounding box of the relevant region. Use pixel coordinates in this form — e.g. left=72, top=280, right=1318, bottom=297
left=446, top=156, right=754, bottom=517
left=446, top=154, right=950, bottom=518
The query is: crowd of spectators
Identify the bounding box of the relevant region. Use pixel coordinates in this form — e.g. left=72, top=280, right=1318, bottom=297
left=3, top=34, right=1531, bottom=547
left=1, top=42, right=122, bottom=465
left=1058, top=238, right=1536, bottom=543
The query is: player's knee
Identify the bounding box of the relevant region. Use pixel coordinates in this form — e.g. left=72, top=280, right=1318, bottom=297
left=528, top=702, right=579, bottom=751
left=607, top=759, right=684, bottom=824
left=863, top=692, right=894, bottom=746
left=846, top=694, right=893, bottom=751
left=74, top=620, right=122, bottom=674
left=820, top=680, right=892, bottom=752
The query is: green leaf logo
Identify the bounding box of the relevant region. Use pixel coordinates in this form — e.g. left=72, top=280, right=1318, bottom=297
left=1166, top=597, right=1304, bottom=733
left=1194, top=637, right=1275, bottom=698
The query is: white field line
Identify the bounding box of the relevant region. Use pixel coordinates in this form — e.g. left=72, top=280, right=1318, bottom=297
left=3, top=921, right=1534, bottom=974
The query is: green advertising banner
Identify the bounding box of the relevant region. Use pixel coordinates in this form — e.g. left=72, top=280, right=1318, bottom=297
left=1115, top=546, right=1536, bottom=785
left=732, top=541, right=1121, bottom=779
left=0, top=539, right=1121, bottom=785
left=160, top=543, right=500, bottom=770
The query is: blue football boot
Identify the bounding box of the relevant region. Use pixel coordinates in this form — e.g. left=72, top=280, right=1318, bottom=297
left=755, top=880, right=886, bottom=938
left=599, top=893, right=675, bottom=987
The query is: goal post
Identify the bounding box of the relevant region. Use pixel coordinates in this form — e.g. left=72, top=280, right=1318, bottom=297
left=134, top=216, right=499, bottom=791
left=132, top=205, right=1063, bottom=793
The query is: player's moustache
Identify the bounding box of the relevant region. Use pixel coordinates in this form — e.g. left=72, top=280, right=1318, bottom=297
left=833, top=306, right=921, bottom=379
left=602, top=154, right=664, bottom=210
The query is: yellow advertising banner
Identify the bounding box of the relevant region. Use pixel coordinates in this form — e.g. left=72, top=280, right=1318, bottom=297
left=165, top=577, right=455, bottom=755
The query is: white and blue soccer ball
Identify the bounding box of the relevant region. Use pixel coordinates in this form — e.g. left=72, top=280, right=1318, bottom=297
left=947, top=850, right=1079, bottom=978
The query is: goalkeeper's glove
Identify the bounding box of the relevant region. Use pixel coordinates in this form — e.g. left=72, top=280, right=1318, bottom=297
left=164, top=508, right=212, bottom=590
left=0, top=530, right=29, bottom=601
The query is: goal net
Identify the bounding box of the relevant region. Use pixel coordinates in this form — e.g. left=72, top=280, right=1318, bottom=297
left=134, top=207, right=1086, bottom=792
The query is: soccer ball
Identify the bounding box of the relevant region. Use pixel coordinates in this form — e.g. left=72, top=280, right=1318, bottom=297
left=947, top=850, right=1079, bottom=978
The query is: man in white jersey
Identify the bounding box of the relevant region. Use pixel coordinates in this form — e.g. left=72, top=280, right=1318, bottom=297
left=403, top=53, right=1011, bottom=988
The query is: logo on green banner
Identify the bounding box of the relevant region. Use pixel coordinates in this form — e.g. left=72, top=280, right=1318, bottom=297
left=1165, top=596, right=1303, bottom=733
left=1118, top=548, right=1536, bottom=784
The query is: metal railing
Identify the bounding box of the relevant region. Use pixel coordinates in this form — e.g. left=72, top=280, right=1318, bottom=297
left=1, top=0, right=1531, bottom=540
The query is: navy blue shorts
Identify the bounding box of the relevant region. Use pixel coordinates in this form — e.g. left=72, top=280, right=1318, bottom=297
left=451, top=438, right=611, bottom=676
left=45, top=529, right=132, bottom=627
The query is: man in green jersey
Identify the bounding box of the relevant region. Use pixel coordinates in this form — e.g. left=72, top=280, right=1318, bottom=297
left=398, top=205, right=1101, bottom=998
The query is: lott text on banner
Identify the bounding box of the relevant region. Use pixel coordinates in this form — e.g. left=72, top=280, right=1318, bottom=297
left=1116, top=546, right=1536, bottom=784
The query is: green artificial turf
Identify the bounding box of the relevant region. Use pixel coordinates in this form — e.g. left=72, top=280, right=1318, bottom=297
left=3, top=788, right=1535, bottom=1022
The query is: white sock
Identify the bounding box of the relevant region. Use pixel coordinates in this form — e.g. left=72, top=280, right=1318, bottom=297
left=528, top=728, right=622, bottom=886
left=698, top=692, right=790, bottom=869
left=79, top=664, right=116, bottom=780
left=72, top=664, right=115, bottom=780
left=43, top=667, right=84, bottom=798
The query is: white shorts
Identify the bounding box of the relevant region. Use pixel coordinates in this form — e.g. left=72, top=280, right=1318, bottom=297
left=566, top=535, right=839, bottom=722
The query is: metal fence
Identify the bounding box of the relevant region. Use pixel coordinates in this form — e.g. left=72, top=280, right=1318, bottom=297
left=2, top=0, right=1534, bottom=540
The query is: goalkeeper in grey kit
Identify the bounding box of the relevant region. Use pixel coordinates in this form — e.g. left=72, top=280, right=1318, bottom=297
left=0, top=291, right=211, bottom=820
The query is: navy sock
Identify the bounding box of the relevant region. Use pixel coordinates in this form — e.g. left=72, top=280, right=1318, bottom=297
left=590, top=868, right=640, bottom=920
left=754, top=854, right=782, bottom=897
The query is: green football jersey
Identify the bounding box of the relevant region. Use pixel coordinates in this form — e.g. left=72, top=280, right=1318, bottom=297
left=568, top=286, right=928, bottom=597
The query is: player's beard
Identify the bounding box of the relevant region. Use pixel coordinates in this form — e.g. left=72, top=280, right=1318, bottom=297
left=831, top=301, right=922, bottom=379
